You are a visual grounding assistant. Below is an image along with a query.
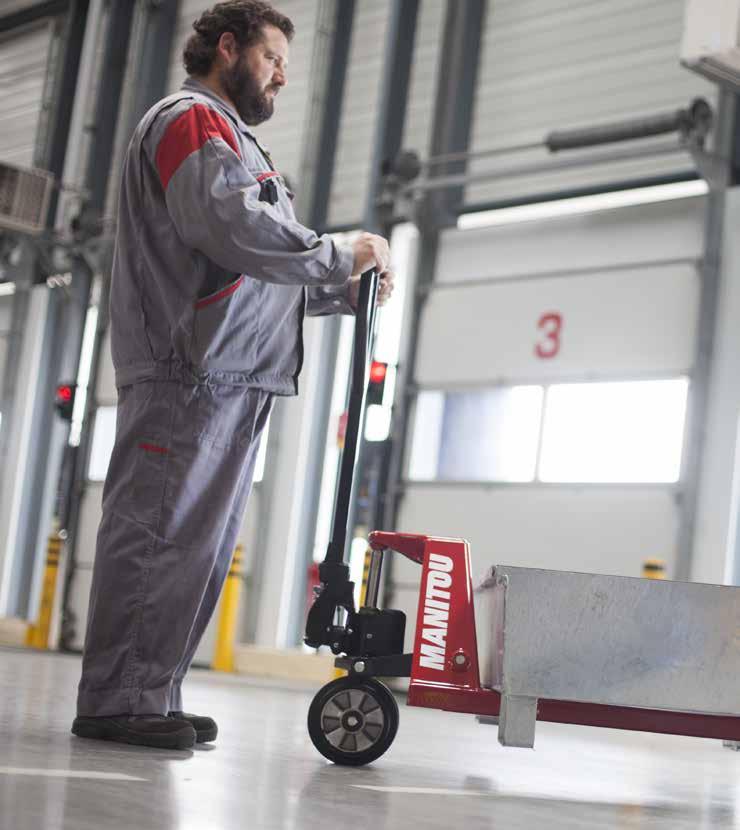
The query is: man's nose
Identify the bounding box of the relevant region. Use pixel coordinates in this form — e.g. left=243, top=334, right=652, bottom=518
left=273, top=68, right=287, bottom=87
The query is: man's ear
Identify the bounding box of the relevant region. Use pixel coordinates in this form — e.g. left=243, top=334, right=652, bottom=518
left=216, top=31, right=238, bottom=66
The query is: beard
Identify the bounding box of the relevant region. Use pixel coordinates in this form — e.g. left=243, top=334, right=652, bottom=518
left=220, top=54, right=275, bottom=126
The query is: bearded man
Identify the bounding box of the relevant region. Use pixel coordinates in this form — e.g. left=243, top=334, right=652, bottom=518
left=72, top=0, right=394, bottom=750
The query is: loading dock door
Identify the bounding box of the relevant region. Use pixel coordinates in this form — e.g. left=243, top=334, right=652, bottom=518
left=391, top=194, right=706, bottom=642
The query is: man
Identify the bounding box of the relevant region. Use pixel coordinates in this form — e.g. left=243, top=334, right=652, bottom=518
left=72, top=0, right=395, bottom=750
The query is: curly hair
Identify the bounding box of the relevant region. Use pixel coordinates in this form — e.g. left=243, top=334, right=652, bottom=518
left=183, top=1, right=294, bottom=76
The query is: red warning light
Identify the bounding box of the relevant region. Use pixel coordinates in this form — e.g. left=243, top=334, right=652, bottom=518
left=54, top=382, right=77, bottom=421
left=369, top=361, right=387, bottom=384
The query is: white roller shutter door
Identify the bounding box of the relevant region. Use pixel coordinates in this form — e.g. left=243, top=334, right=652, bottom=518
left=0, top=21, right=53, bottom=167
left=466, top=0, right=716, bottom=205
left=391, top=195, right=707, bottom=650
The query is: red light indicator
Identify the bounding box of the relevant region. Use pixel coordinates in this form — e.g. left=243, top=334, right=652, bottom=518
left=54, top=382, right=77, bottom=421
left=369, top=361, right=387, bottom=384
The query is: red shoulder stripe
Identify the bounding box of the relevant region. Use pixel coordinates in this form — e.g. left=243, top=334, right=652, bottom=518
left=155, top=103, right=240, bottom=190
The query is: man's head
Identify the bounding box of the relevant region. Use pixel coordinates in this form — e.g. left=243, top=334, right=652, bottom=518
left=183, top=1, right=293, bottom=126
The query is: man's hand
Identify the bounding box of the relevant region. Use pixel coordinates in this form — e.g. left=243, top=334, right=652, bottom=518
left=348, top=232, right=395, bottom=309
left=348, top=268, right=395, bottom=309
left=351, top=232, right=390, bottom=276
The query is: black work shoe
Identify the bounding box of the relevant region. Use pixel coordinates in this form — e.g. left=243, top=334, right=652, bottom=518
left=168, top=711, right=218, bottom=743
left=71, top=714, right=196, bottom=750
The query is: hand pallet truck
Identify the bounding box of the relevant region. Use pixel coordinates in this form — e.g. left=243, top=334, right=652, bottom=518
left=304, top=271, right=740, bottom=766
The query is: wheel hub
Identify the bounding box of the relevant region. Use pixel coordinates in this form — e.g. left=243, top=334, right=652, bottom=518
left=321, top=688, right=385, bottom=753
left=341, top=710, right=363, bottom=732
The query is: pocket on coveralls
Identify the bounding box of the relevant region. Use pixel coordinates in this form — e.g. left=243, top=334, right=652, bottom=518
left=189, top=274, right=259, bottom=370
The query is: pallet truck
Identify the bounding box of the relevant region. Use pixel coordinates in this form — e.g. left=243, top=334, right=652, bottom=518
left=305, top=271, right=740, bottom=766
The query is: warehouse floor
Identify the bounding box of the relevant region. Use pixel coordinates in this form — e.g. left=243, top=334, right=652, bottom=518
left=1, top=646, right=739, bottom=830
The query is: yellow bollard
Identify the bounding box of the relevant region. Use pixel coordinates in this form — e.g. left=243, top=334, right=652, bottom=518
left=212, top=545, right=244, bottom=672
left=358, top=546, right=372, bottom=608
left=642, top=558, right=666, bottom=580
left=26, top=532, right=63, bottom=649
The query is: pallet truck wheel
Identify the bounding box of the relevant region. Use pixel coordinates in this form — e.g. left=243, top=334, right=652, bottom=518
left=307, top=676, right=399, bottom=766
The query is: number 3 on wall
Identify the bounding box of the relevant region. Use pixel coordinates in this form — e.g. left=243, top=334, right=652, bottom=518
left=535, top=312, right=563, bottom=359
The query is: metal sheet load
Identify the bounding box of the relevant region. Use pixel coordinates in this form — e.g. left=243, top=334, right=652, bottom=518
left=477, top=566, right=740, bottom=748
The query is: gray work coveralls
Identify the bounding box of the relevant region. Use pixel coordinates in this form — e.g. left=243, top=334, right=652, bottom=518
left=77, top=78, right=354, bottom=716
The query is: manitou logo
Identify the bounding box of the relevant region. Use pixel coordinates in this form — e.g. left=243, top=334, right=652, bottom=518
left=419, top=553, right=453, bottom=670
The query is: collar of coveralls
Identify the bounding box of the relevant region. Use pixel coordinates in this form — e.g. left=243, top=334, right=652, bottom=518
left=181, top=76, right=281, bottom=184
left=182, top=76, right=257, bottom=139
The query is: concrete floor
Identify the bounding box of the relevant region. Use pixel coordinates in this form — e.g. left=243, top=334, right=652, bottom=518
left=2, top=647, right=740, bottom=830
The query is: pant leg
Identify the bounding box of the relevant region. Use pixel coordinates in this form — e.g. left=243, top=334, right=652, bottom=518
left=169, top=390, right=272, bottom=711
left=77, top=380, right=270, bottom=716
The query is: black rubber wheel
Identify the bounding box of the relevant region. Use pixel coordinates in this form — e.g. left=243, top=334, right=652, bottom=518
left=307, top=676, right=399, bottom=766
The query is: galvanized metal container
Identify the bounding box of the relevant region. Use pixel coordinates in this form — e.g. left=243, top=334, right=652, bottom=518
left=477, top=566, right=740, bottom=747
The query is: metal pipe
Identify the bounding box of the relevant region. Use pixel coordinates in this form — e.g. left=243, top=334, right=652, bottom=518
left=364, top=548, right=385, bottom=609
left=423, top=141, right=543, bottom=168
left=405, top=141, right=687, bottom=194
left=421, top=99, right=712, bottom=168
left=363, top=0, right=420, bottom=231
left=300, top=0, right=355, bottom=231
left=546, top=100, right=711, bottom=153
left=674, top=89, right=736, bottom=582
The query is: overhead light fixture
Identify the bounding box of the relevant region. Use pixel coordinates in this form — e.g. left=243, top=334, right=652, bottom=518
left=457, top=180, right=709, bottom=230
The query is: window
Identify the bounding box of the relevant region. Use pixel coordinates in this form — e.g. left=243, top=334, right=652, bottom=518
left=539, top=379, right=688, bottom=484
left=409, top=386, right=544, bottom=482
left=408, top=379, right=688, bottom=485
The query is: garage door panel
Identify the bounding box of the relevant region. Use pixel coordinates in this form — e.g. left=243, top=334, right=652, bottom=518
left=396, top=484, right=679, bottom=579
left=0, top=22, right=53, bottom=167
left=416, top=263, right=699, bottom=385
left=469, top=0, right=715, bottom=203
left=438, top=197, right=706, bottom=284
